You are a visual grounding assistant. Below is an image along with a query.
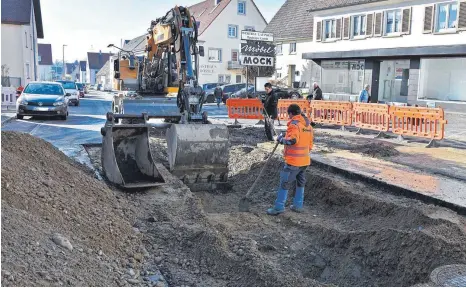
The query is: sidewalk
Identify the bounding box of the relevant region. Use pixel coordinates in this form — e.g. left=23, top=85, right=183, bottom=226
left=1, top=111, right=16, bottom=126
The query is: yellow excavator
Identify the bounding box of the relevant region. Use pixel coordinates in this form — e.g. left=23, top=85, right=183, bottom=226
left=101, top=6, right=229, bottom=191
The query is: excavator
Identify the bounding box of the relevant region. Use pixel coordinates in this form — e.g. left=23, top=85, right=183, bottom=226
left=101, top=6, right=229, bottom=191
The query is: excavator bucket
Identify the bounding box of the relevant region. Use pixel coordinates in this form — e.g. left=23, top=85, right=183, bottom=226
left=101, top=113, right=166, bottom=189
left=166, top=124, right=229, bottom=191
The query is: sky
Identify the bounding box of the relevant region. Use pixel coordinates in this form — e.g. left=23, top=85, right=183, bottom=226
left=38, top=0, right=285, bottom=63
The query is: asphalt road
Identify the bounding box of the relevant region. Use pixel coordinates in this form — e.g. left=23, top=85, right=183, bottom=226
left=1, top=91, right=231, bottom=157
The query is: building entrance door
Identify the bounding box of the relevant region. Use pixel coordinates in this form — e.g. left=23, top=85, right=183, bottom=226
left=378, top=60, right=410, bottom=103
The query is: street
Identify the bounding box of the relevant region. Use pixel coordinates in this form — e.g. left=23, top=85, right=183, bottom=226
left=1, top=91, right=231, bottom=158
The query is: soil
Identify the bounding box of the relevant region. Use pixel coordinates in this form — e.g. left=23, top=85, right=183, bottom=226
left=3, top=127, right=466, bottom=287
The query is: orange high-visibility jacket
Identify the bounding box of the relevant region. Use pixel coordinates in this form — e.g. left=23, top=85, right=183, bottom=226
left=283, top=114, right=313, bottom=167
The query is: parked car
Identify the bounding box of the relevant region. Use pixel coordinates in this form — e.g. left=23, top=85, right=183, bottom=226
left=231, top=85, right=255, bottom=99
left=220, top=83, right=248, bottom=103
left=16, top=81, right=69, bottom=120
left=256, top=86, right=302, bottom=100
left=76, top=82, right=85, bottom=98
left=55, top=80, right=80, bottom=106
left=202, top=83, right=224, bottom=103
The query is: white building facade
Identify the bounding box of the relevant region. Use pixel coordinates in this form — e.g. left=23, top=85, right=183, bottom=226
left=302, top=0, right=466, bottom=110
left=1, top=0, right=44, bottom=88
left=190, top=0, right=268, bottom=85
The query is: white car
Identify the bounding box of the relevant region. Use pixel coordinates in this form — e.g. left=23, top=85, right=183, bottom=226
left=55, top=80, right=80, bottom=106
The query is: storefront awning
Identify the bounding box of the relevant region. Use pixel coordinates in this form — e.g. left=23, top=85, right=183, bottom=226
left=303, top=45, right=466, bottom=60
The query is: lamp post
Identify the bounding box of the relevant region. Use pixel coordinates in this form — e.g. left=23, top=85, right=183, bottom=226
left=62, top=44, right=67, bottom=80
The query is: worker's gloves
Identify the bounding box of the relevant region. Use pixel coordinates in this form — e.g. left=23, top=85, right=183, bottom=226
left=276, top=132, right=285, bottom=144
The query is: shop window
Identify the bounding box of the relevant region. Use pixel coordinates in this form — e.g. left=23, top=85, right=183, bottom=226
left=419, top=57, right=466, bottom=102
left=320, top=60, right=365, bottom=98
left=435, top=2, right=458, bottom=32
left=384, top=9, right=402, bottom=35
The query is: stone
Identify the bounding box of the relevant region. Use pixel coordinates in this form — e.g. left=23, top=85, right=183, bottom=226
left=154, top=256, right=163, bottom=264
left=52, top=233, right=73, bottom=251
left=127, top=279, right=140, bottom=285
left=147, top=216, right=157, bottom=223
left=37, top=191, right=46, bottom=198
left=237, top=249, right=244, bottom=256
left=134, top=253, right=143, bottom=262
left=128, top=268, right=135, bottom=276
left=98, top=250, right=103, bottom=256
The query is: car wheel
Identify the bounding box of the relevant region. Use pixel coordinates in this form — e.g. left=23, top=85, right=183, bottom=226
left=16, top=114, right=23, bottom=120
left=76, top=101, right=80, bottom=106
left=60, top=115, right=67, bottom=120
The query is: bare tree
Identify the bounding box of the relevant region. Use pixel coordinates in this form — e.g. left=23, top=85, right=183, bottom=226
left=1, top=64, right=11, bottom=87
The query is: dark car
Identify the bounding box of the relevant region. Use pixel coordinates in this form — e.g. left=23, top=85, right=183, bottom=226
left=76, top=82, right=85, bottom=98
left=202, top=83, right=225, bottom=103
left=257, top=86, right=302, bottom=100
left=231, top=85, right=255, bottom=99
left=221, top=83, right=248, bottom=103
left=16, top=81, right=69, bottom=120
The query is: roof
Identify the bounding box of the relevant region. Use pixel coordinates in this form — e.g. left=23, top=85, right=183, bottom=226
left=37, top=43, right=52, bottom=65
left=79, top=61, right=87, bottom=71
left=65, top=63, right=76, bottom=74
left=87, top=52, right=112, bottom=70
left=264, top=0, right=386, bottom=41
left=1, top=0, right=44, bottom=38
left=96, top=60, right=110, bottom=77
left=188, top=0, right=267, bottom=35
left=122, top=34, right=147, bottom=54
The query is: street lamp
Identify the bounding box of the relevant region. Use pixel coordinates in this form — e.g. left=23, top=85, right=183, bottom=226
left=62, top=44, right=67, bottom=80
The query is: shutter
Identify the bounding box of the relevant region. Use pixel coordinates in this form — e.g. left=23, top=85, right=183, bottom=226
left=374, top=12, right=383, bottom=36
left=336, top=18, right=342, bottom=39
left=366, top=13, right=374, bottom=36
left=343, top=17, right=350, bottom=39
left=423, top=5, right=435, bottom=33
left=459, top=1, right=466, bottom=31
left=401, top=7, right=412, bottom=34
left=316, top=21, right=322, bottom=42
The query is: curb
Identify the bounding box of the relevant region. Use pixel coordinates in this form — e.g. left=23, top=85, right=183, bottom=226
left=311, top=158, right=466, bottom=216
left=1, top=115, right=16, bottom=127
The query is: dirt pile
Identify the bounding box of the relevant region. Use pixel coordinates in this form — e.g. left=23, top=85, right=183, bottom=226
left=1, top=132, right=143, bottom=286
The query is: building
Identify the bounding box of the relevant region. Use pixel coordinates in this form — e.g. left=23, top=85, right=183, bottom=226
left=264, top=0, right=318, bottom=89
left=1, top=0, right=44, bottom=88
left=79, top=61, right=87, bottom=84
left=37, top=43, right=53, bottom=81
left=297, top=0, right=466, bottom=110
left=189, top=0, right=268, bottom=84
left=96, top=60, right=111, bottom=90
left=86, top=51, right=111, bottom=85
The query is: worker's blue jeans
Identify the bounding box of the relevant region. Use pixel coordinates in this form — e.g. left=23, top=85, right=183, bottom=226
left=216, top=97, right=222, bottom=106
left=279, top=164, right=307, bottom=190
left=268, top=164, right=307, bottom=214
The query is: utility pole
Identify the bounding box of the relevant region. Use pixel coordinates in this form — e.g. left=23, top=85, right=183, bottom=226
left=62, top=44, right=67, bottom=80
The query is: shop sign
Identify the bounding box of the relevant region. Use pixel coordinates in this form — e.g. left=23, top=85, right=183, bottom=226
left=241, top=31, right=274, bottom=42
left=240, top=43, right=275, bottom=57
left=240, top=55, right=274, bottom=67
left=200, top=64, right=217, bottom=75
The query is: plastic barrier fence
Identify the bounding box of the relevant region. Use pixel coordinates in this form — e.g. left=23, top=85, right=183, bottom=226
left=226, top=99, right=264, bottom=121
left=389, top=106, right=447, bottom=143
left=310, top=101, right=353, bottom=127
left=353, top=103, right=390, bottom=134
left=277, top=100, right=311, bottom=120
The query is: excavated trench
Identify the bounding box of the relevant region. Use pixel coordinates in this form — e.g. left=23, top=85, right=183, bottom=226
left=86, top=126, right=466, bottom=287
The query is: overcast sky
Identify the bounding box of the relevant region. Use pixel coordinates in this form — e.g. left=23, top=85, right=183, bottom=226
left=38, top=0, right=284, bottom=62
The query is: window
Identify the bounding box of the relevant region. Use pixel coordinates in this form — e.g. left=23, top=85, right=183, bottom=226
left=228, top=25, right=238, bottom=38
left=231, top=50, right=239, bottom=62
left=215, top=0, right=222, bottom=5
left=276, top=72, right=282, bottom=79
left=435, top=2, right=458, bottom=32
left=25, top=63, right=30, bottom=79
left=320, top=60, right=365, bottom=97
left=384, top=9, right=402, bottom=35
left=25, top=32, right=28, bottom=48
left=276, top=44, right=283, bottom=55
left=324, top=19, right=337, bottom=39
left=225, top=75, right=231, bottom=83
left=352, top=15, right=367, bottom=37
left=289, top=42, right=297, bottom=54
left=236, top=75, right=242, bottom=83
left=38, top=55, right=42, bottom=62
left=244, top=26, right=255, bottom=31
left=419, top=57, right=466, bottom=102
left=238, top=1, right=246, bottom=15
left=208, top=48, right=222, bottom=62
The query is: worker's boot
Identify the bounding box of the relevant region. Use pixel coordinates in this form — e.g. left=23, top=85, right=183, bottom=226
left=267, top=188, right=288, bottom=215
left=290, top=186, right=304, bottom=213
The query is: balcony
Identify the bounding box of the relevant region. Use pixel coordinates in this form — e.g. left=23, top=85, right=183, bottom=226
left=227, top=61, right=242, bottom=70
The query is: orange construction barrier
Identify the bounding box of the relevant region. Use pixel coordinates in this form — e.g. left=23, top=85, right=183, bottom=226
left=353, top=103, right=390, bottom=137
left=310, top=101, right=353, bottom=128
left=277, top=99, right=311, bottom=120
left=226, top=99, right=264, bottom=124
left=389, top=106, right=447, bottom=147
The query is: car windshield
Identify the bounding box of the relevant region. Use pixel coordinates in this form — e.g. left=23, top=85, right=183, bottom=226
left=24, top=83, right=64, bottom=95
left=76, top=83, right=84, bottom=89
left=204, top=84, right=218, bottom=90
left=223, top=85, right=236, bottom=92
left=57, top=82, right=76, bottom=89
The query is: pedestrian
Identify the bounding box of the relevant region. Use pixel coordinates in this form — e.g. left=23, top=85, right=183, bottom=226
left=311, top=82, right=323, bottom=101
left=262, top=82, right=280, bottom=126
left=214, top=85, right=223, bottom=107
left=267, top=104, right=314, bottom=215
left=359, top=84, right=371, bottom=103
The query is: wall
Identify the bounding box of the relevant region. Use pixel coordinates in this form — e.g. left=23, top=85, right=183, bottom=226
left=38, top=65, right=53, bottom=81
left=311, top=0, right=466, bottom=53
left=1, top=24, right=24, bottom=86
left=274, top=40, right=314, bottom=87
left=197, top=0, right=267, bottom=84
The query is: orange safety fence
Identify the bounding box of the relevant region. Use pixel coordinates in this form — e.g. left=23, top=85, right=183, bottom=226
left=310, top=101, right=353, bottom=126
left=226, top=98, right=264, bottom=120
left=277, top=100, right=311, bottom=120
left=353, top=103, right=390, bottom=132
left=389, top=106, right=447, bottom=140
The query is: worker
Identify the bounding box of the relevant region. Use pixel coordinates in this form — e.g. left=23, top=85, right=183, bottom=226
left=263, top=82, right=281, bottom=126
left=214, top=85, right=223, bottom=108
left=267, top=104, right=314, bottom=215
